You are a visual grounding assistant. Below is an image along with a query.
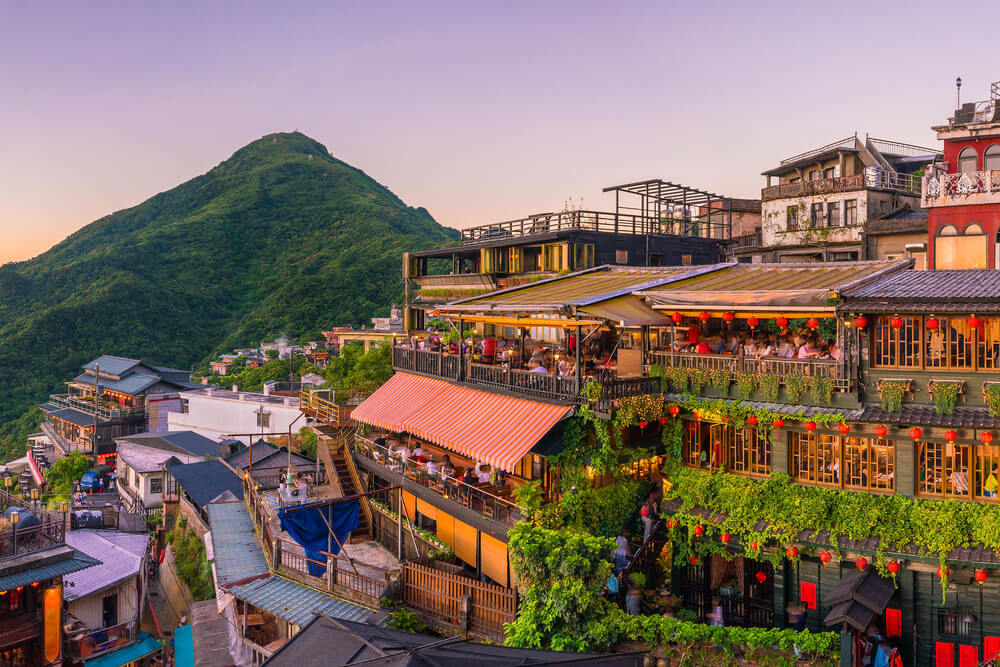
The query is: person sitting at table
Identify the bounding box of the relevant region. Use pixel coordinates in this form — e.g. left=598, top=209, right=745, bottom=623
left=723, top=334, right=740, bottom=355
left=798, top=335, right=821, bottom=359
left=481, top=336, right=496, bottom=364
left=477, top=463, right=492, bottom=483
left=754, top=337, right=773, bottom=358
left=426, top=455, right=440, bottom=480
left=394, top=442, right=411, bottom=463
left=412, top=444, right=426, bottom=462
left=460, top=466, right=477, bottom=485
left=440, top=455, right=455, bottom=478
left=528, top=360, right=549, bottom=374
left=777, top=334, right=796, bottom=359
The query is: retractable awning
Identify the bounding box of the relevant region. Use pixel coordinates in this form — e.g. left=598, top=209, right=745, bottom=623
left=640, top=290, right=837, bottom=313
left=352, top=372, right=573, bottom=472
left=577, top=295, right=671, bottom=327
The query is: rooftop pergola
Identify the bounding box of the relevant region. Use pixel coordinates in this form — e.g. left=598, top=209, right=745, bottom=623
left=603, top=179, right=733, bottom=240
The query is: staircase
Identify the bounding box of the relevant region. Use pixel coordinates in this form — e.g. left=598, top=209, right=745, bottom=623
left=619, top=520, right=667, bottom=585
left=313, top=423, right=371, bottom=541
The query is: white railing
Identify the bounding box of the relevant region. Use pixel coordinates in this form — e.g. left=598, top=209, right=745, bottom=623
left=924, top=170, right=1000, bottom=202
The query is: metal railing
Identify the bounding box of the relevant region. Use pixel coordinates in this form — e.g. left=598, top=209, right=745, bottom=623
left=867, top=137, right=940, bottom=159
left=48, top=394, right=145, bottom=420
left=779, top=136, right=857, bottom=165
left=728, top=230, right=762, bottom=249
left=649, top=352, right=849, bottom=391
left=354, top=436, right=522, bottom=527
left=0, top=489, right=66, bottom=559
left=66, top=620, right=138, bottom=660
left=459, top=209, right=728, bottom=243
left=924, top=169, right=1000, bottom=201
left=762, top=168, right=920, bottom=201
left=298, top=390, right=341, bottom=427
left=41, top=421, right=90, bottom=456
left=0, top=613, right=41, bottom=649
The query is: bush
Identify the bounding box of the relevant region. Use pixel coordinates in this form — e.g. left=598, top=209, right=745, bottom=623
left=169, top=524, right=215, bottom=601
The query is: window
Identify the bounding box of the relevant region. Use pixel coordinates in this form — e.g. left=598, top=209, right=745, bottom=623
left=977, top=317, right=1000, bottom=369
left=507, top=247, right=523, bottom=273
left=683, top=420, right=709, bottom=468
left=615, top=249, right=629, bottom=264
left=809, top=169, right=821, bottom=181
left=728, top=428, right=771, bottom=476
left=842, top=437, right=894, bottom=492
left=827, top=202, right=840, bottom=227
left=872, top=315, right=921, bottom=368
left=256, top=411, right=270, bottom=428
left=811, top=203, right=824, bottom=228
left=879, top=200, right=887, bottom=215
left=543, top=244, right=563, bottom=271
left=573, top=244, right=595, bottom=270
left=918, top=441, right=972, bottom=498
left=790, top=432, right=842, bottom=487
left=925, top=316, right=974, bottom=370
left=150, top=477, right=163, bottom=494
left=648, top=253, right=661, bottom=267
left=986, top=144, right=1000, bottom=171
left=958, top=147, right=978, bottom=174
left=844, top=200, right=857, bottom=226
left=786, top=205, right=799, bottom=230
left=824, top=167, right=836, bottom=179
left=935, top=222, right=987, bottom=269
left=681, top=254, right=692, bottom=266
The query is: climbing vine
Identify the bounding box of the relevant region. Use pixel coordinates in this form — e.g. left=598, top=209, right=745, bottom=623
left=878, top=380, right=908, bottom=413
left=929, top=380, right=961, bottom=415
left=708, top=368, right=731, bottom=391
left=807, top=375, right=834, bottom=405
left=986, top=383, right=1000, bottom=418
left=688, top=367, right=709, bottom=395
left=784, top=375, right=807, bottom=403
left=735, top=372, right=758, bottom=401
left=758, top=373, right=780, bottom=401
left=666, top=366, right=689, bottom=393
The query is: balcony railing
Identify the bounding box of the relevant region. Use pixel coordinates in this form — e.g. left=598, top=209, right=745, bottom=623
left=459, top=209, right=730, bottom=244
left=923, top=169, right=1000, bottom=204
left=762, top=168, right=921, bottom=202
left=48, top=394, right=145, bottom=420
left=649, top=351, right=849, bottom=392
left=0, top=613, right=42, bottom=649
left=0, top=489, right=66, bottom=559
left=354, top=436, right=523, bottom=528
left=727, top=230, right=762, bottom=249
left=298, top=390, right=342, bottom=427
left=66, top=620, right=137, bottom=660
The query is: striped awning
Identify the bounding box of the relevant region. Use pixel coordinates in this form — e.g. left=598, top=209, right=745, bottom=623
left=352, top=372, right=572, bottom=472
left=349, top=372, right=451, bottom=432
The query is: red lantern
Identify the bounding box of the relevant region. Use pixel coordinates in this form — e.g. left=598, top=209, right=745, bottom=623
left=968, top=315, right=982, bottom=329
left=657, top=417, right=667, bottom=425
left=838, top=423, right=851, bottom=434
left=777, top=316, right=789, bottom=328
left=698, top=312, right=711, bottom=323
left=806, top=317, right=820, bottom=330
left=747, top=415, right=758, bottom=426
left=909, top=427, right=922, bottom=441
left=638, top=421, right=648, bottom=429
left=887, top=561, right=900, bottom=575
left=926, top=317, right=940, bottom=331
left=720, top=532, right=731, bottom=545
left=819, top=551, right=832, bottom=566
left=672, top=312, right=684, bottom=325
left=854, top=316, right=868, bottom=330
left=772, top=418, right=785, bottom=429
left=981, top=432, right=994, bottom=445
left=874, top=425, right=888, bottom=439
left=693, top=524, right=704, bottom=537
left=944, top=430, right=958, bottom=443
left=722, top=311, right=735, bottom=323
left=689, top=556, right=699, bottom=565
left=975, top=569, right=988, bottom=584
left=667, top=519, right=678, bottom=530
left=804, top=421, right=817, bottom=432
left=750, top=540, right=759, bottom=551
left=693, top=411, right=701, bottom=420
left=747, top=316, right=759, bottom=329
left=856, top=557, right=868, bottom=571
left=786, top=546, right=798, bottom=559
left=755, top=570, right=767, bottom=584
left=668, top=405, right=680, bottom=417
left=890, top=316, right=903, bottom=329
left=937, top=566, right=950, bottom=579
left=723, top=415, right=730, bottom=422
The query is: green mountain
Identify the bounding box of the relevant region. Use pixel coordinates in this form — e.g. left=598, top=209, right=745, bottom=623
left=0, top=131, right=457, bottom=455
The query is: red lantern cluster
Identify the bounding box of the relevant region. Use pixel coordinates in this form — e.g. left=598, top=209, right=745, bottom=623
left=693, top=411, right=701, bottom=420
left=944, top=430, right=958, bottom=443
left=804, top=421, right=817, bottom=432
left=755, top=570, right=767, bottom=584
left=926, top=317, right=940, bottom=331
left=722, top=311, right=735, bottom=323
left=657, top=417, right=667, bottom=425
left=890, top=316, right=903, bottom=329
left=838, top=423, right=851, bottom=434
left=672, top=312, right=684, bottom=324
left=689, top=556, right=699, bottom=565
left=750, top=540, right=759, bottom=551
left=786, top=546, right=798, bottom=559
left=874, top=425, right=888, bottom=439
left=698, top=312, right=711, bottom=323
left=776, top=316, right=789, bottom=328
left=820, top=551, right=832, bottom=566
left=909, top=427, right=923, bottom=441
left=747, top=415, right=759, bottom=426
left=887, top=561, right=900, bottom=575
left=772, top=418, right=785, bottom=429
left=856, top=557, right=868, bottom=571
left=693, top=524, right=705, bottom=537
left=969, top=315, right=982, bottom=329
left=666, top=519, right=678, bottom=530
left=638, top=421, right=648, bottom=429
left=982, top=432, right=994, bottom=445
left=854, top=316, right=868, bottom=330
left=747, top=316, right=759, bottom=329
left=806, top=317, right=820, bottom=330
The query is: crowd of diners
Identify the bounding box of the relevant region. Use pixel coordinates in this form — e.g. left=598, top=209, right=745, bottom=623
left=671, top=324, right=841, bottom=361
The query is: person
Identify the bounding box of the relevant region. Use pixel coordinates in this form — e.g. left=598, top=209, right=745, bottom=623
left=625, top=583, right=642, bottom=615
left=614, top=534, right=631, bottom=572
left=426, top=455, right=439, bottom=480
left=723, top=334, right=740, bottom=355
left=412, top=444, right=425, bottom=462
left=696, top=341, right=711, bottom=354
left=461, top=467, right=477, bottom=485
left=708, top=596, right=725, bottom=627
left=440, top=455, right=455, bottom=478
left=798, top=336, right=820, bottom=359
left=640, top=500, right=653, bottom=542
left=754, top=338, right=773, bottom=358
left=477, top=463, right=491, bottom=484
left=986, top=465, right=999, bottom=498
left=529, top=360, right=549, bottom=374
left=712, top=440, right=723, bottom=470
left=98, top=476, right=105, bottom=493
left=829, top=341, right=842, bottom=361
left=742, top=334, right=756, bottom=357
left=481, top=336, right=496, bottom=364
left=787, top=601, right=807, bottom=632
left=777, top=334, right=796, bottom=359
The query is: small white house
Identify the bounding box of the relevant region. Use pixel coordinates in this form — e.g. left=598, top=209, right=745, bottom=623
left=167, top=388, right=310, bottom=444
left=116, top=442, right=203, bottom=513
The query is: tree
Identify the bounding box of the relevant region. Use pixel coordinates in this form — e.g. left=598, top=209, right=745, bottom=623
left=44, top=451, right=91, bottom=498
left=298, top=426, right=318, bottom=459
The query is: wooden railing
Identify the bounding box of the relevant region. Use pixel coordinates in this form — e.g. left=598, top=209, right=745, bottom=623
left=459, top=209, right=727, bottom=243
left=762, top=174, right=865, bottom=201
left=273, top=536, right=391, bottom=607
left=401, top=561, right=516, bottom=644
left=728, top=230, right=762, bottom=248
left=0, top=613, right=42, bottom=649
left=649, top=352, right=849, bottom=392
left=299, top=390, right=341, bottom=427
left=48, top=393, right=146, bottom=420
left=66, top=620, right=137, bottom=659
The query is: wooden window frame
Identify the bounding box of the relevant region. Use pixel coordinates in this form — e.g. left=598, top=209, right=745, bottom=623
left=844, top=199, right=857, bottom=226
left=729, top=427, right=771, bottom=477
left=790, top=432, right=894, bottom=492
left=872, top=314, right=997, bottom=372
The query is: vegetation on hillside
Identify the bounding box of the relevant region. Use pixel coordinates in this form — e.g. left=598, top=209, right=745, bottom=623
left=167, top=517, right=215, bottom=601
left=42, top=451, right=90, bottom=505
left=0, top=132, right=456, bottom=459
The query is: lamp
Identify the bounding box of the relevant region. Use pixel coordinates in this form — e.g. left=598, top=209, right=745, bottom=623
left=10, top=512, right=18, bottom=525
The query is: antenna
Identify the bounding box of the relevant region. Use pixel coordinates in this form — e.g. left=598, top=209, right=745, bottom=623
left=956, top=77, right=962, bottom=109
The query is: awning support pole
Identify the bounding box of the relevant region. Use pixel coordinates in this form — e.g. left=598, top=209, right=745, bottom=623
left=575, top=325, right=582, bottom=394
left=397, top=488, right=403, bottom=561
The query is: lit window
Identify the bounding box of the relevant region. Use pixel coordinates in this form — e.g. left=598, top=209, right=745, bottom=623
left=935, top=223, right=986, bottom=269
left=615, top=250, right=628, bottom=264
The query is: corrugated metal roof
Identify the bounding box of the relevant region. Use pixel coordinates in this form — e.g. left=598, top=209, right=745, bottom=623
left=206, top=502, right=269, bottom=588
left=577, top=295, right=670, bottom=326
left=645, top=261, right=904, bottom=294
left=166, top=460, right=244, bottom=509
left=82, top=356, right=142, bottom=377
left=117, top=442, right=202, bottom=474
left=74, top=373, right=161, bottom=396
left=0, top=552, right=101, bottom=591
left=48, top=407, right=95, bottom=428
left=65, top=530, right=148, bottom=600
left=228, top=576, right=370, bottom=627
left=119, top=431, right=222, bottom=458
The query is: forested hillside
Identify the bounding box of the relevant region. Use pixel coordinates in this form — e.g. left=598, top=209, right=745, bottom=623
left=0, top=132, right=457, bottom=456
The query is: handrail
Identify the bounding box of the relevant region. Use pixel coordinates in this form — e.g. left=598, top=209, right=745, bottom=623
left=66, top=620, right=137, bottom=659
left=339, top=437, right=374, bottom=533
left=48, top=394, right=145, bottom=420
left=619, top=519, right=664, bottom=584
left=298, top=390, right=340, bottom=427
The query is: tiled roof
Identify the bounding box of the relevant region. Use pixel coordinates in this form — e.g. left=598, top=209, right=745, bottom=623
left=47, top=407, right=95, bottom=428
left=663, top=393, right=865, bottom=419
left=65, top=530, right=148, bottom=600
left=223, top=441, right=279, bottom=470
left=0, top=552, right=101, bottom=591
left=843, top=270, right=1000, bottom=303
left=74, top=372, right=161, bottom=396
left=83, top=355, right=142, bottom=377
left=117, top=442, right=203, bottom=474
left=205, top=502, right=269, bottom=588
left=227, top=575, right=370, bottom=627
left=858, top=405, right=1000, bottom=429
left=118, top=431, right=222, bottom=458
left=645, top=261, right=904, bottom=293
left=167, top=460, right=243, bottom=509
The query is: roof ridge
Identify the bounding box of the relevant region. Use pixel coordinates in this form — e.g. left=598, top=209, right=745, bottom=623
left=82, top=530, right=144, bottom=561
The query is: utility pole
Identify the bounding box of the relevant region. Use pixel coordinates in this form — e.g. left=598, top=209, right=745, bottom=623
left=93, top=363, right=100, bottom=467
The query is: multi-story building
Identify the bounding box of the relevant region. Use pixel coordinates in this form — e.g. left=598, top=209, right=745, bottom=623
left=750, top=135, right=940, bottom=264
left=922, top=79, right=1000, bottom=269
left=40, top=355, right=198, bottom=464
left=402, top=179, right=751, bottom=332
left=167, top=387, right=311, bottom=444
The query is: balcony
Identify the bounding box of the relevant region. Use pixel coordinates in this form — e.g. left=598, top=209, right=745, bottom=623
left=0, top=613, right=42, bottom=649
left=0, top=489, right=66, bottom=559
left=762, top=169, right=921, bottom=202
left=923, top=169, right=1000, bottom=207
left=66, top=620, right=137, bottom=660
left=48, top=394, right=145, bottom=420
left=649, top=351, right=851, bottom=393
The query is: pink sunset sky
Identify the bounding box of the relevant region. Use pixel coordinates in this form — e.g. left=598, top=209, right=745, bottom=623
left=1, top=0, right=998, bottom=263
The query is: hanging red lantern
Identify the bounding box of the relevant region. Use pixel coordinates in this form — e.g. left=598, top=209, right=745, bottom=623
left=693, top=524, right=704, bottom=537
left=937, top=566, right=950, bottom=579
left=804, top=421, right=817, bottom=432
left=975, top=569, right=988, bottom=584
left=666, top=519, right=677, bottom=530
left=819, top=551, right=832, bottom=566
left=698, top=312, right=711, bottom=323
left=854, top=316, right=868, bottom=330
left=856, top=557, right=868, bottom=571
left=720, top=532, right=731, bottom=545
left=806, top=317, right=820, bottom=330
left=672, top=312, right=684, bottom=325
left=755, top=571, right=767, bottom=584
left=668, top=405, right=680, bottom=417
left=926, top=317, right=940, bottom=331
left=981, top=432, right=994, bottom=445
left=909, top=427, right=922, bottom=441
left=874, top=425, right=888, bottom=439
left=750, top=540, right=759, bottom=551
left=887, top=561, right=900, bottom=575
left=689, top=556, right=699, bottom=565
left=786, top=546, right=798, bottom=559
left=693, top=411, right=701, bottom=420
left=723, top=415, right=730, bottom=422
left=968, top=315, right=982, bottom=329
left=657, top=417, right=667, bottom=425
left=777, top=316, right=789, bottom=328
left=772, top=418, right=785, bottom=429
left=890, top=316, right=903, bottom=329
left=638, top=421, right=648, bottom=429
left=838, top=423, right=851, bottom=434
left=747, top=415, right=758, bottom=426
left=747, top=316, right=759, bottom=329
left=722, top=311, right=735, bottom=323
left=944, top=430, right=958, bottom=443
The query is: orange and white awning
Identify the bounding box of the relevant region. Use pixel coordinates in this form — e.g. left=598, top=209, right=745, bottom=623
left=352, top=372, right=572, bottom=472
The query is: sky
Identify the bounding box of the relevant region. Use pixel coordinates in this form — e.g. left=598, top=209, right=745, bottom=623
left=2, top=0, right=999, bottom=263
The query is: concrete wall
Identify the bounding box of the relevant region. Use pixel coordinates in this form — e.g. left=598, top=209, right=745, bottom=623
left=68, top=577, right=140, bottom=631
left=168, top=392, right=304, bottom=444
left=761, top=190, right=868, bottom=247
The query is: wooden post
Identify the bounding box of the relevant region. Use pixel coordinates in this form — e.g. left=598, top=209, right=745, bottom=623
left=575, top=325, right=583, bottom=393
left=273, top=538, right=282, bottom=569
left=397, top=488, right=403, bottom=561
left=458, top=318, right=465, bottom=381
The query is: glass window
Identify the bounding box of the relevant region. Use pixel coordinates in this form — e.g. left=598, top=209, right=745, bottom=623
left=843, top=437, right=894, bottom=492
left=150, top=477, right=163, bottom=494
left=958, top=147, right=979, bottom=174
left=728, top=428, right=771, bottom=476
left=790, top=432, right=842, bottom=487
left=574, top=244, right=595, bottom=270
left=844, top=200, right=857, bottom=226
left=543, top=244, right=563, bottom=271
left=872, top=315, right=921, bottom=368
left=918, top=441, right=972, bottom=498
left=809, top=169, right=821, bottom=181
left=824, top=167, right=836, bottom=179
left=925, top=316, right=974, bottom=370
left=508, top=247, right=523, bottom=273
left=936, top=224, right=987, bottom=269
left=681, top=254, right=692, bottom=266
left=977, top=317, right=1000, bottom=370
left=256, top=412, right=270, bottom=428
left=683, top=420, right=708, bottom=468
left=786, top=205, right=799, bottom=230
left=811, top=203, right=824, bottom=227
left=827, top=202, right=840, bottom=227
left=986, top=145, right=1000, bottom=172
left=615, top=249, right=629, bottom=264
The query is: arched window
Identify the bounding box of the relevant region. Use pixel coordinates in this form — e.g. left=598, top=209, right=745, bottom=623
left=985, top=144, right=1000, bottom=172
left=958, top=147, right=979, bottom=173
left=938, top=224, right=958, bottom=236
left=935, top=223, right=987, bottom=269
left=965, top=223, right=985, bottom=235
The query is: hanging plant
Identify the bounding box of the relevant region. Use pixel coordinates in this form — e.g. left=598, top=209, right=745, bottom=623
left=708, top=367, right=731, bottom=391
left=807, top=376, right=834, bottom=405
left=784, top=375, right=807, bottom=403
left=879, top=380, right=908, bottom=413
left=758, top=373, right=780, bottom=401
left=984, top=383, right=1000, bottom=418
left=929, top=381, right=962, bottom=415
left=735, top=372, right=758, bottom=401
left=666, top=366, right=689, bottom=393
left=687, top=367, right=709, bottom=395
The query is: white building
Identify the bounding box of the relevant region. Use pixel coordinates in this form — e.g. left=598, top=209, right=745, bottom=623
left=116, top=442, right=203, bottom=513
left=167, top=388, right=310, bottom=444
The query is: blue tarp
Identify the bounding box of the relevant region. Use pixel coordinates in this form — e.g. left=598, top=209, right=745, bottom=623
left=173, top=624, right=194, bottom=667
left=279, top=498, right=359, bottom=577
left=85, top=634, right=162, bottom=666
